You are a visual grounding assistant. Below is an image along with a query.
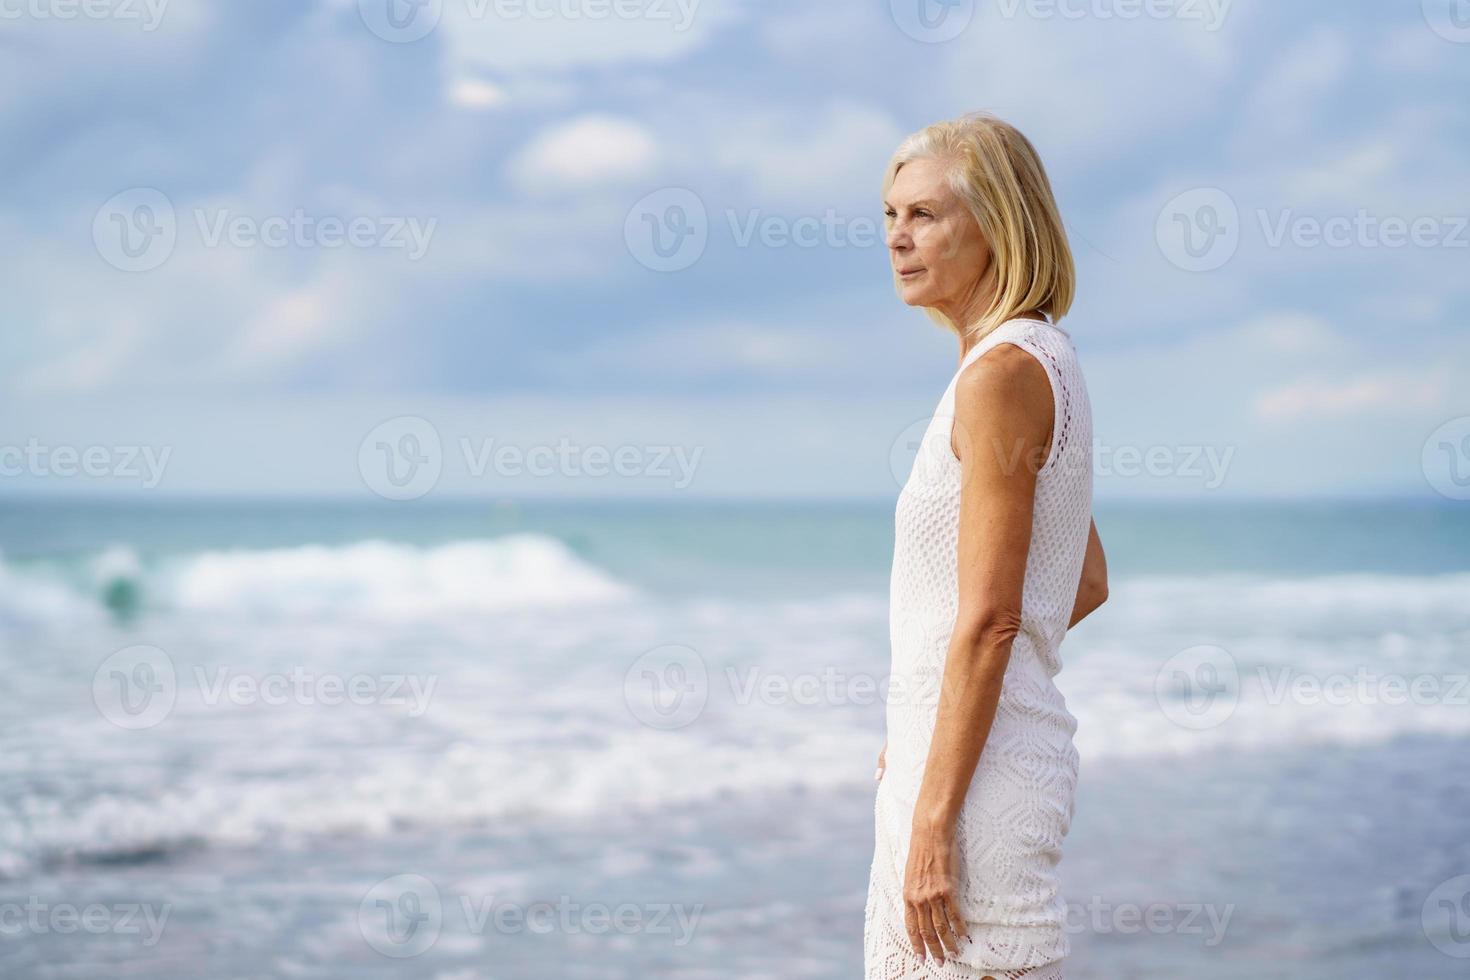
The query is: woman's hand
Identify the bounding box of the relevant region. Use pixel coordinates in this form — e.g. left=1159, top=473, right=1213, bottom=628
left=1068, top=518, right=1108, bottom=629
left=901, top=820, right=969, bottom=964
left=875, top=741, right=887, bottom=782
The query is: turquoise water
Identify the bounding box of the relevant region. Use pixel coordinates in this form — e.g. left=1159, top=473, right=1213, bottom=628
left=4, top=495, right=1468, bottom=586
left=0, top=496, right=1466, bottom=978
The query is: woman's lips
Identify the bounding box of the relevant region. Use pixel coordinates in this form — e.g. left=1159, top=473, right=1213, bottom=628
left=898, top=268, right=925, bottom=279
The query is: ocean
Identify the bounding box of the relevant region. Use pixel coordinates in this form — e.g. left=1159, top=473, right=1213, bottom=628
left=1, top=496, right=1467, bottom=978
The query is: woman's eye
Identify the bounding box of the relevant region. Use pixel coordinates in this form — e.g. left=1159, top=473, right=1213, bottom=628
left=915, top=210, right=933, bottom=219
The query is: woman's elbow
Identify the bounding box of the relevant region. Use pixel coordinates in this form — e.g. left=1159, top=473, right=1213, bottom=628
left=954, top=607, right=1023, bottom=655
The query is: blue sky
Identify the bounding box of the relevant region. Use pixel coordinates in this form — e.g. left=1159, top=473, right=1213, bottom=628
left=2, top=0, right=1467, bottom=499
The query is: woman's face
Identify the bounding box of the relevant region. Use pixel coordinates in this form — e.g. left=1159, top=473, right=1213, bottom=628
left=884, top=157, right=991, bottom=318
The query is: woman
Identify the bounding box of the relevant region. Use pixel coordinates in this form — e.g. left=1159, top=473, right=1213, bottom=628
left=863, top=112, right=1110, bottom=980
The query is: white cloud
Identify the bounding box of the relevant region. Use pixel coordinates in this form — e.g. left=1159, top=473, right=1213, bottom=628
left=507, top=115, right=660, bottom=193
left=938, top=9, right=1239, bottom=169
left=1376, top=23, right=1448, bottom=73
left=0, top=2, right=215, bottom=130
left=1, top=2, right=1466, bottom=498
left=756, top=3, right=890, bottom=64
left=218, top=272, right=357, bottom=379
left=423, top=198, right=629, bottom=281
left=1079, top=92, right=1466, bottom=339
left=1253, top=368, right=1454, bottom=423
left=1281, top=137, right=1400, bottom=205
left=1242, top=27, right=1351, bottom=142
left=448, top=78, right=509, bottom=110
left=559, top=302, right=951, bottom=392
left=1234, top=312, right=1340, bottom=355
left=706, top=101, right=905, bottom=209
left=22, top=313, right=145, bottom=394
left=4, top=199, right=425, bottom=394
left=438, top=0, right=741, bottom=74
left=582, top=320, right=826, bottom=378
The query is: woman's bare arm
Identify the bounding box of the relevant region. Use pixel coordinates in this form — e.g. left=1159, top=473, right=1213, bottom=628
left=1068, top=519, right=1108, bottom=629
left=900, top=343, right=1052, bottom=963
left=912, top=343, right=1047, bottom=830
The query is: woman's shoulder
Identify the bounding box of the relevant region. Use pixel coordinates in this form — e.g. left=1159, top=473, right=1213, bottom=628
left=953, top=339, right=1054, bottom=427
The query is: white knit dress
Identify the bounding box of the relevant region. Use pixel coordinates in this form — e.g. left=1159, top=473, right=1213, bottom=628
left=864, top=317, right=1092, bottom=980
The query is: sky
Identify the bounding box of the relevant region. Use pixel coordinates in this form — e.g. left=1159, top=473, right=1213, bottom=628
left=1, top=0, right=1467, bottom=501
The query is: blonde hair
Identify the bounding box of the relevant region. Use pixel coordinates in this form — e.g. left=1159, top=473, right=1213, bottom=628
left=881, top=111, right=1075, bottom=344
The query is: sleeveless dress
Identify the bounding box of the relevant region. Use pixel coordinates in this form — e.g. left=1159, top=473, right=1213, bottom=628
left=863, top=317, right=1093, bottom=980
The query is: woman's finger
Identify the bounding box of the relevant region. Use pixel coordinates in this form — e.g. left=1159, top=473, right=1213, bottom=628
left=915, top=901, right=945, bottom=963
left=902, top=901, right=925, bottom=957
left=931, top=892, right=963, bottom=956
left=943, top=890, right=970, bottom=947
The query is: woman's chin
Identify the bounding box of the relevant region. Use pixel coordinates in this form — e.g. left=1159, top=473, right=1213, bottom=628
left=898, top=285, right=931, bottom=307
